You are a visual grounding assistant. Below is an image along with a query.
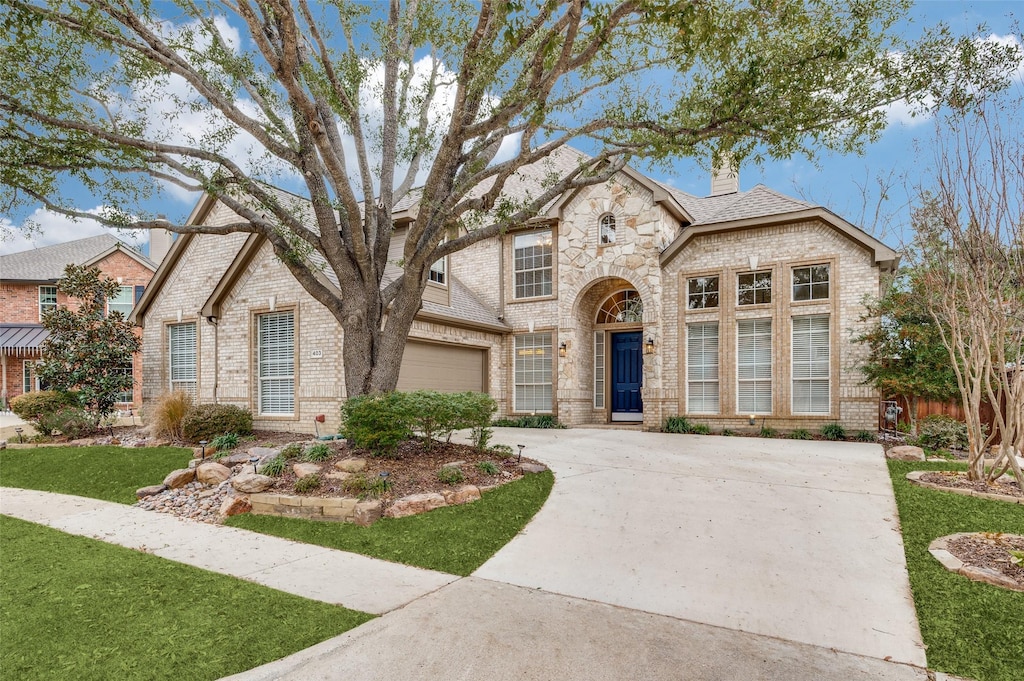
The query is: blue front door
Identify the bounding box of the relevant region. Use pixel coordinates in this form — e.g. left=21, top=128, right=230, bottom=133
left=611, top=331, right=643, bottom=420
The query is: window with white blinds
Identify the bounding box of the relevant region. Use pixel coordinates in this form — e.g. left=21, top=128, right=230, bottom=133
left=687, top=323, right=719, bottom=413
left=737, top=319, right=772, bottom=413
left=258, top=311, right=295, bottom=415
left=514, top=333, right=552, bottom=412
left=792, top=315, right=830, bottom=413
left=594, top=331, right=605, bottom=409
left=168, top=322, right=197, bottom=397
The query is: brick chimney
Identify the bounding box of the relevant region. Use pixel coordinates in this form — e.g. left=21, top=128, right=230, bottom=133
left=710, top=156, right=739, bottom=196
left=149, top=218, right=174, bottom=264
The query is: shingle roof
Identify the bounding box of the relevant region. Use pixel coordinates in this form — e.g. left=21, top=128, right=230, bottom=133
left=657, top=182, right=814, bottom=226
left=0, top=234, right=156, bottom=282
left=0, top=324, right=49, bottom=352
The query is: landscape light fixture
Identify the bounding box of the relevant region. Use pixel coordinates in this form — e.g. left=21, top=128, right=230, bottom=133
left=559, top=341, right=567, bottom=358
left=249, top=456, right=260, bottom=473
left=199, top=440, right=208, bottom=460
left=14, top=427, right=23, bottom=443
left=644, top=337, right=655, bottom=355
left=517, top=444, right=525, bottom=464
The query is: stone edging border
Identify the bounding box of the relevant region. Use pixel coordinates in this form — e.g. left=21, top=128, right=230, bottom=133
left=928, top=532, right=1024, bottom=593
left=905, top=471, right=1023, bottom=505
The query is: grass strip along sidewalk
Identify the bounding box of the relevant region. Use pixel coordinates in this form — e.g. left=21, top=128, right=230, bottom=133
left=227, top=471, right=554, bottom=576
left=0, top=515, right=373, bottom=681
left=888, top=460, right=1024, bottom=681
left=0, top=445, right=192, bottom=503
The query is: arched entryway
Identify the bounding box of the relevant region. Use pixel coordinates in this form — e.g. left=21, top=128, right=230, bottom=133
left=595, top=289, right=644, bottom=422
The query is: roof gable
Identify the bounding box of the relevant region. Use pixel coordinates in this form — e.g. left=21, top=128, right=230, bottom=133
left=0, top=234, right=156, bottom=282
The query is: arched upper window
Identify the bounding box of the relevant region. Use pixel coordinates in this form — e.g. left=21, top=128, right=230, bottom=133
left=599, top=213, right=616, bottom=244
left=597, top=289, right=643, bottom=324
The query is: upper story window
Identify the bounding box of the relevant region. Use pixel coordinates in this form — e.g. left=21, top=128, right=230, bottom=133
left=687, top=276, right=719, bottom=310
left=429, top=255, right=446, bottom=285
left=107, top=286, right=134, bottom=317
left=597, top=290, right=643, bottom=324
left=599, top=214, right=616, bottom=244
left=792, top=264, right=830, bottom=301
left=39, top=286, right=57, bottom=320
left=738, top=271, right=772, bottom=306
left=513, top=230, right=553, bottom=299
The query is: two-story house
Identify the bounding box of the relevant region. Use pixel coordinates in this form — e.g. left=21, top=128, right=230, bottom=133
left=133, top=148, right=897, bottom=433
left=0, top=234, right=162, bottom=409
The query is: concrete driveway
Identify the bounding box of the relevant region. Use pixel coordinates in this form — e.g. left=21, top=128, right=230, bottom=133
left=228, top=428, right=926, bottom=680
left=477, top=428, right=925, bottom=666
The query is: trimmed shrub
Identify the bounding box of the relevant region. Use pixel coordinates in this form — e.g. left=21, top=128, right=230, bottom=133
left=10, top=390, right=80, bottom=429
left=146, top=390, right=193, bottom=441
left=341, top=392, right=415, bottom=456
left=820, top=423, right=847, bottom=441
left=492, top=414, right=565, bottom=429
left=37, top=407, right=94, bottom=439
left=181, top=403, right=253, bottom=442
left=914, top=415, right=969, bottom=451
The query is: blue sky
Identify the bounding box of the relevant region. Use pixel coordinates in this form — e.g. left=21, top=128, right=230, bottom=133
left=1, top=1, right=1021, bottom=257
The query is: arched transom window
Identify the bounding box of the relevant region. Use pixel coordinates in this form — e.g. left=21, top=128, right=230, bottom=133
left=597, top=289, right=643, bottom=324
left=599, top=213, right=616, bottom=244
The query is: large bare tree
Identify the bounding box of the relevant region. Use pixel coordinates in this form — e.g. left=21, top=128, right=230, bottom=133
left=914, top=98, right=1024, bottom=486
left=1, top=0, right=1020, bottom=396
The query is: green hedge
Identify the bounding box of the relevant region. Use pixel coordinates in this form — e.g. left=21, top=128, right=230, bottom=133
left=9, top=390, right=81, bottom=433
left=181, top=403, right=254, bottom=442
left=341, top=391, right=497, bottom=456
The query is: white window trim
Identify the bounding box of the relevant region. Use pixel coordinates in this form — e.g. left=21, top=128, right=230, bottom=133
left=686, top=322, right=719, bottom=414
left=107, top=285, right=134, bottom=317
left=38, top=285, right=57, bottom=321
left=428, top=253, right=447, bottom=285
left=791, top=315, right=831, bottom=414
left=593, top=331, right=605, bottom=409
left=513, top=332, right=553, bottom=413
left=599, top=213, right=616, bottom=245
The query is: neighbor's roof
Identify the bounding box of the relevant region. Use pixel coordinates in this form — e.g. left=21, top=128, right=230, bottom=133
left=0, top=324, right=48, bottom=353
left=0, top=234, right=157, bottom=283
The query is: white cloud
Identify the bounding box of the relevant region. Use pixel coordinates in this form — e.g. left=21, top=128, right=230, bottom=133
left=0, top=207, right=147, bottom=256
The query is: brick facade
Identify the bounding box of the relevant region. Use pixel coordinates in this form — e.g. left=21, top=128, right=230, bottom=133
left=139, top=170, right=892, bottom=435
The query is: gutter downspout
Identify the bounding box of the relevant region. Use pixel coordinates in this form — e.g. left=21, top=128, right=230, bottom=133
left=206, top=316, right=218, bottom=402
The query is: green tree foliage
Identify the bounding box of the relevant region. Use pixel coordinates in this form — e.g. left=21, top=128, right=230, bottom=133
left=856, top=267, right=960, bottom=432
left=1, top=1, right=1020, bottom=396
left=36, top=264, right=141, bottom=426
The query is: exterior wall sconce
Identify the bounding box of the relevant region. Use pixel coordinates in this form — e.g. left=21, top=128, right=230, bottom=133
left=559, top=342, right=567, bottom=358
left=644, top=337, right=655, bottom=355
left=748, top=414, right=756, bottom=426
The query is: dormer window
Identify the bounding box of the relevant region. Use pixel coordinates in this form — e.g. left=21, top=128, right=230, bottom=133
left=599, top=214, right=616, bottom=244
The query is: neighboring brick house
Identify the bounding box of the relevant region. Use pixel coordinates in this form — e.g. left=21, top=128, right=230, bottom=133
left=0, top=234, right=159, bottom=409
left=133, top=148, right=898, bottom=433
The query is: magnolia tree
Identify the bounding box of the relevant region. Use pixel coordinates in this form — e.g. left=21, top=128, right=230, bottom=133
left=1, top=0, right=1021, bottom=397
left=913, top=101, right=1024, bottom=485
left=38, top=264, right=142, bottom=426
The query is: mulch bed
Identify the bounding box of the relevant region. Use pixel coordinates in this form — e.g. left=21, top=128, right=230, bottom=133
left=262, top=438, right=534, bottom=500
left=919, top=471, right=1024, bottom=499
left=946, top=533, right=1024, bottom=589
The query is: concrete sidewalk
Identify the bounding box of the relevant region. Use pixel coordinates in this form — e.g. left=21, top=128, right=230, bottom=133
left=0, top=487, right=456, bottom=614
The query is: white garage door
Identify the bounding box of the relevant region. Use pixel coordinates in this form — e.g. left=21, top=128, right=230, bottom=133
left=397, top=341, right=486, bottom=392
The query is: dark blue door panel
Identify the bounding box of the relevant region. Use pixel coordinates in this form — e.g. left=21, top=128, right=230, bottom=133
left=611, top=332, right=642, bottom=414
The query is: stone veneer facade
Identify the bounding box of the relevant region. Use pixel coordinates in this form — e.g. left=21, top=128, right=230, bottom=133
left=140, top=171, right=888, bottom=434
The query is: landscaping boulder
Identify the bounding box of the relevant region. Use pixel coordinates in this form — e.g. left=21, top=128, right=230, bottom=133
left=248, top=447, right=281, bottom=464
left=441, top=485, right=481, bottom=506
left=136, top=484, right=167, bottom=499
left=385, top=492, right=447, bottom=519
left=231, top=473, right=275, bottom=494
left=193, top=445, right=219, bottom=459
left=0, top=440, right=6, bottom=450
left=70, top=437, right=97, bottom=446
left=353, top=500, right=383, bottom=526
left=196, top=462, right=232, bottom=485
left=217, top=452, right=252, bottom=466
left=334, top=458, right=367, bottom=473
left=888, top=445, right=926, bottom=462
left=519, top=462, right=549, bottom=474
left=325, top=471, right=352, bottom=482
left=219, top=495, right=252, bottom=517
left=292, top=462, right=321, bottom=478
left=163, top=468, right=195, bottom=488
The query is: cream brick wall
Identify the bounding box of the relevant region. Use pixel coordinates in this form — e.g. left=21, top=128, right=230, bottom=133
left=660, top=220, right=881, bottom=432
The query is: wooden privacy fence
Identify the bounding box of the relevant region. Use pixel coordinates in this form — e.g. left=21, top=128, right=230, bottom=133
left=879, top=395, right=1001, bottom=442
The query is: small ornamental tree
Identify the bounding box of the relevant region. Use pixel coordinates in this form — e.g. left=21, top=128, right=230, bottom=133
left=856, top=268, right=960, bottom=434
left=37, top=264, right=141, bottom=428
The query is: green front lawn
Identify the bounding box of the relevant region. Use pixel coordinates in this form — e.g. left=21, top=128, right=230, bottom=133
left=0, top=515, right=373, bottom=681
left=227, top=471, right=554, bottom=576
left=888, top=460, right=1024, bottom=681
left=0, top=445, right=192, bottom=503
